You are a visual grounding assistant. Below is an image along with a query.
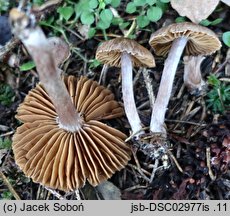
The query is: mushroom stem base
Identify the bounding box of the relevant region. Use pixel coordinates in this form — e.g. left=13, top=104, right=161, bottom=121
left=150, top=37, right=188, bottom=134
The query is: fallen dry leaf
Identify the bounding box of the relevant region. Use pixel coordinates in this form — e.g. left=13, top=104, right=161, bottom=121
left=171, top=0, right=220, bottom=23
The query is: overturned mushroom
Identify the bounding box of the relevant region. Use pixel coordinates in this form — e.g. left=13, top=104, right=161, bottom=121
left=96, top=37, right=155, bottom=138
left=10, top=8, right=130, bottom=191
left=149, top=22, right=221, bottom=134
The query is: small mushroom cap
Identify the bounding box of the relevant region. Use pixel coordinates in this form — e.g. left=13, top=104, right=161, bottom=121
left=13, top=76, right=131, bottom=191
left=96, top=37, right=155, bottom=68
left=149, top=22, right=221, bottom=57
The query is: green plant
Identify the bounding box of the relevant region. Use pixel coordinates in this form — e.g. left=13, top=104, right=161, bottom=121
left=41, top=0, right=123, bottom=40
left=199, top=18, right=223, bottom=27
left=222, top=31, right=230, bottom=47
left=19, top=61, right=36, bottom=71
left=0, top=191, right=13, bottom=200
left=0, top=83, right=15, bottom=106
left=0, top=137, right=12, bottom=150
left=206, top=75, right=230, bottom=114
left=125, top=0, right=169, bottom=28
left=0, top=0, right=9, bottom=12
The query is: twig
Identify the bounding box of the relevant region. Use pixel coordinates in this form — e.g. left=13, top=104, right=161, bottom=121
left=0, top=131, right=14, bottom=137
left=150, top=158, right=159, bottom=182
left=44, top=187, right=66, bottom=200
left=127, top=164, right=150, bottom=182
left=0, top=38, right=20, bottom=60
left=165, top=119, right=206, bottom=127
left=0, top=171, right=21, bottom=200
left=98, top=64, right=109, bottom=85
left=167, top=150, right=183, bottom=173
left=206, top=147, right=216, bottom=181
left=212, top=59, right=228, bottom=74
left=75, top=189, right=81, bottom=200
left=142, top=68, right=155, bottom=109
left=123, top=185, right=148, bottom=192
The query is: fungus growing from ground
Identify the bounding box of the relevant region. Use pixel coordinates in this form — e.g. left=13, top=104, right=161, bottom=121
left=149, top=22, right=221, bottom=135
left=10, top=8, right=131, bottom=191
left=96, top=37, right=155, bottom=138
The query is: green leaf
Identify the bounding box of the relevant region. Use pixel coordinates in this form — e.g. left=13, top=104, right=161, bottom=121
left=137, top=15, right=150, bottom=28
left=126, top=2, right=136, bottom=14
left=100, top=9, right=113, bottom=23
left=147, top=6, right=163, bottom=22
left=89, top=59, right=101, bottom=69
left=88, top=28, right=96, bottom=38
left=156, top=1, right=168, bottom=12
left=133, top=0, right=146, bottom=6
left=159, top=0, right=170, bottom=3
left=200, top=19, right=212, bottom=26
left=208, top=75, right=220, bottom=87
left=111, top=0, right=121, bottom=7
left=75, top=1, right=91, bottom=18
left=223, top=31, right=230, bottom=47
left=111, top=17, right=123, bottom=25
left=210, top=18, right=223, bottom=26
left=175, top=16, right=186, bottom=23
left=99, top=1, right=106, bottom=9
left=146, top=0, right=157, bottom=5
left=57, top=6, right=74, bottom=21
left=89, top=0, right=98, bottom=9
left=19, top=61, right=36, bottom=71
left=119, top=21, right=130, bottom=29
left=32, top=0, right=44, bottom=5
left=105, top=0, right=112, bottom=4
left=97, top=20, right=110, bottom=29
left=80, top=11, right=95, bottom=25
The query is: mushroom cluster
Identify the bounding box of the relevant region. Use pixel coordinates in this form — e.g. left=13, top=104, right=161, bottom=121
left=10, top=8, right=131, bottom=191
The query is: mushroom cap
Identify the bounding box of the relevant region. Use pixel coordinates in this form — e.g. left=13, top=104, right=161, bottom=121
left=149, top=22, right=221, bottom=57
left=12, top=76, right=131, bottom=191
left=96, top=37, right=155, bottom=68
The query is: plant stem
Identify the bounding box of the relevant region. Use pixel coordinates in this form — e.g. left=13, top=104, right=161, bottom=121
left=150, top=37, right=188, bottom=134
left=19, top=27, right=82, bottom=132
left=121, top=52, right=143, bottom=137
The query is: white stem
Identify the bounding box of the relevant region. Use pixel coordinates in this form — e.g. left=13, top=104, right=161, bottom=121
left=19, top=27, right=82, bottom=132
left=121, top=52, right=143, bottom=136
left=150, top=37, right=188, bottom=134
left=183, top=55, right=205, bottom=94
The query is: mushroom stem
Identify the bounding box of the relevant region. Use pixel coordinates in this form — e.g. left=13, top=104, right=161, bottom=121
left=183, top=55, right=205, bottom=94
left=19, top=27, right=82, bottom=132
left=150, top=37, right=188, bottom=134
left=121, top=52, right=143, bottom=137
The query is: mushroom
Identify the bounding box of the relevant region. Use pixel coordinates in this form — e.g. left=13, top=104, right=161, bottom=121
left=171, top=0, right=222, bottom=94
left=10, top=8, right=131, bottom=191
left=96, top=37, right=155, bottom=138
left=183, top=55, right=206, bottom=94
left=149, top=22, right=221, bottom=134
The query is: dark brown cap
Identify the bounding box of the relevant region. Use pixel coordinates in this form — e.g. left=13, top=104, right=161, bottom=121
left=13, top=76, right=131, bottom=191
left=96, top=37, right=155, bottom=68
left=149, top=22, right=221, bottom=56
